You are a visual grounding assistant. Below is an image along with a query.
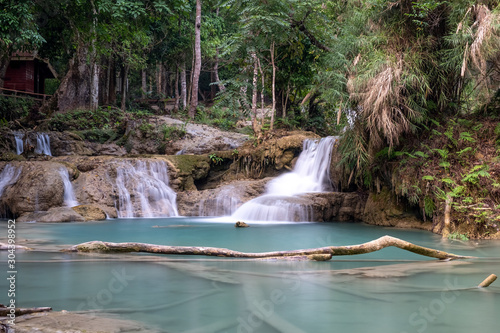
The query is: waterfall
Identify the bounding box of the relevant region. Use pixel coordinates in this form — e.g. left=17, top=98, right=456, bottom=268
left=14, top=133, right=24, bottom=155
left=114, top=160, right=178, bottom=218
left=34, top=133, right=52, bottom=156
left=0, top=164, right=22, bottom=198
left=231, top=137, right=337, bottom=222
left=58, top=168, right=79, bottom=207
left=198, top=185, right=242, bottom=216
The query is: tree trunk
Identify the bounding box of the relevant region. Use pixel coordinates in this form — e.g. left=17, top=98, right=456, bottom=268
left=180, top=60, right=187, bottom=109
left=108, top=56, right=116, bottom=105
left=214, top=48, right=225, bottom=93
left=120, top=64, right=129, bottom=111
left=141, top=68, right=147, bottom=99
left=0, top=52, right=10, bottom=88
left=251, top=52, right=260, bottom=137
left=156, top=62, right=162, bottom=97
left=442, top=194, right=453, bottom=238
left=89, top=0, right=99, bottom=111
left=189, top=0, right=202, bottom=118
left=270, top=41, right=276, bottom=130
left=66, top=236, right=472, bottom=260
left=257, top=56, right=265, bottom=126
left=213, top=7, right=225, bottom=93
left=174, top=66, right=180, bottom=112
left=41, top=42, right=92, bottom=113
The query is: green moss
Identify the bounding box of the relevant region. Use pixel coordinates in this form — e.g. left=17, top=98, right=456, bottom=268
left=165, top=155, right=210, bottom=175
left=0, top=152, right=26, bottom=162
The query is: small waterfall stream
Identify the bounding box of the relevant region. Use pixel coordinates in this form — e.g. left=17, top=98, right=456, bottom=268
left=14, top=133, right=24, bottom=155
left=58, top=168, right=79, bottom=207
left=114, top=160, right=178, bottom=218
left=34, top=133, right=52, bottom=156
left=231, top=137, right=337, bottom=222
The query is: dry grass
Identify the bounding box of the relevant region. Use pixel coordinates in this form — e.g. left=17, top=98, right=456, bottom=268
left=461, top=5, right=500, bottom=105
left=349, top=55, right=419, bottom=148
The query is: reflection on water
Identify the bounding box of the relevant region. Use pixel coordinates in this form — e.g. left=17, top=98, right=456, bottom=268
left=1, top=218, right=500, bottom=333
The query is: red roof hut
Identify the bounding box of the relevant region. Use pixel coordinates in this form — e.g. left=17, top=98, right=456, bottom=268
left=3, top=52, right=57, bottom=95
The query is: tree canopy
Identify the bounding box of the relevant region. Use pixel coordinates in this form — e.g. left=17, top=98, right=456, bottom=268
left=0, top=0, right=498, bottom=151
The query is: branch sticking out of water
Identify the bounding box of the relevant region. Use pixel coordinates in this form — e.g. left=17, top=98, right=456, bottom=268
left=64, top=236, right=473, bottom=260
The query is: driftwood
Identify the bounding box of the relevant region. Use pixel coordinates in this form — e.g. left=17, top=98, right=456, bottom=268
left=65, top=235, right=472, bottom=260
left=0, top=305, right=52, bottom=316
left=478, top=274, right=497, bottom=287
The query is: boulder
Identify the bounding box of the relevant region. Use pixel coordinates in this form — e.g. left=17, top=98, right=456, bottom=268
left=2, top=161, right=67, bottom=216
left=72, top=204, right=107, bottom=221
left=164, top=155, right=211, bottom=191
left=18, top=207, right=85, bottom=223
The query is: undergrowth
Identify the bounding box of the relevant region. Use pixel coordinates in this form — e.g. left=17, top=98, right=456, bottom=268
left=387, top=115, right=500, bottom=238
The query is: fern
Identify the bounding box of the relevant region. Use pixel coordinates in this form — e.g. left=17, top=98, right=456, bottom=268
left=441, top=178, right=456, bottom=186
left=444, top=126, right=457, bottom=146
left=424, top=196, right=435, bottom=217
left=459, top=132, right=476, bottom=143
left=434, top=148, right=449, bottom=159
left=414, top=151, right=429, bottom=158
left=462, top=165, right=490, bottom=184
left=439, top=161, right=451, bottom=169
left=457, top=147, right=473, bottom=156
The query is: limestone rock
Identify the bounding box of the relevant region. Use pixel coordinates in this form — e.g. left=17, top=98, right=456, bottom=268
left=2, top=161, right=66, bottom=216
left=363, top=188, right=432, bottom=230
left=50, top=131, right=93, bottom=156
left=235, top=221, right=249, bottom=227
left=18, top=207, right=85, bottom=223
left=72, top=204, right=107, bottom=221
left=8, top=311, right=159, bottom=333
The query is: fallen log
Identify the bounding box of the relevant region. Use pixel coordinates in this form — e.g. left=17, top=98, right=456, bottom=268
left=64, top=235, right=472, bottom=260
left=0, top=305, right=52, bottom=316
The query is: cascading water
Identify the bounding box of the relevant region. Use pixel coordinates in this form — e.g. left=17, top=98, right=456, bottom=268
left=34, top=133, right=52, bottom=156
left=231, top=136, right=337, bottom=222
left=199, top=185, right=242, bottom=216
left=58, top=168, right=79, bottom=207
left=0, top=164, right=22, bottom=198
left=14, top=133, right=24, bottom=155
left=114, top=160, right=178, bottom=218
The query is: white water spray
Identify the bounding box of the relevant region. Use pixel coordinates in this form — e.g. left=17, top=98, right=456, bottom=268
left=114, top=160, right=178, bottom=218
left=231, top=137, right=337, bottom=222
left=58, top=168, right=79, bottom=207
left=35, top=133, right=52, bottom=156
left=0, top=164, right=22, bottom=198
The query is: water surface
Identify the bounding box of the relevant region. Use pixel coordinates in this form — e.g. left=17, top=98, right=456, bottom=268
left=1, top=218, right=499, bottom=333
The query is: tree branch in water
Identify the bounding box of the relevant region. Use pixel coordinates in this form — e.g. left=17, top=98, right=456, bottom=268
left=65, top=235, right=472, bottom=260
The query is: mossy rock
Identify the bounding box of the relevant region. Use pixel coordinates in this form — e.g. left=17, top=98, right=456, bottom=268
left=165, top=154, right=211, bottom=178
left=0, top=152, right=26, bottom=162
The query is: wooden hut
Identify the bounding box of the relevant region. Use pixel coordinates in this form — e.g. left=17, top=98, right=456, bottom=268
left=3, top=52, right=57, bottom=96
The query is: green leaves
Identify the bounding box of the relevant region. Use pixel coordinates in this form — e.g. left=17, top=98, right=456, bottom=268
left=462, top=165, right=490, bottom=185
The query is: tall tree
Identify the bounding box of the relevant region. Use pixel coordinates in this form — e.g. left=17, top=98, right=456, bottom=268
left=189, top=0, right=202, bottom=118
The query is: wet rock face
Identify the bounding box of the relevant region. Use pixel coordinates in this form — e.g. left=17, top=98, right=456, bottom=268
left=1, top=161, right=66, bottom=216
left=177, top=178, right=271, bottom=216
left=363, top=188, right=431, bottom=230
